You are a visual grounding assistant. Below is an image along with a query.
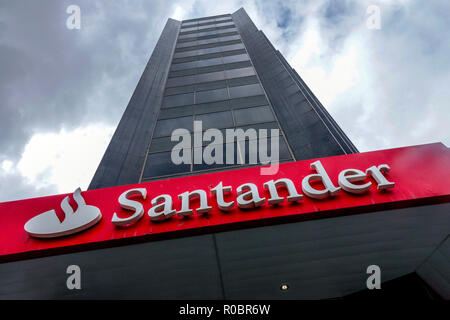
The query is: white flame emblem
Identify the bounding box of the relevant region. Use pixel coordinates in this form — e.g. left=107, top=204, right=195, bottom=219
left=24, top=188, right=102, bottom=238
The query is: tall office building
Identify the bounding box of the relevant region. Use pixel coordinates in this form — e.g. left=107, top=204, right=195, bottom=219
left=2, top=8, right=447, bottom=300
left=89, top=8, right=357, bottom=190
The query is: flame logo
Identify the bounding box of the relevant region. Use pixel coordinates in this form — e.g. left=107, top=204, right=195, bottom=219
left=24, top=188, right=102, bottom=238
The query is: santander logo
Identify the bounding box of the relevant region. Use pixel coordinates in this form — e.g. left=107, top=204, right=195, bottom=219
left=24, top=188, right=102, bottom=238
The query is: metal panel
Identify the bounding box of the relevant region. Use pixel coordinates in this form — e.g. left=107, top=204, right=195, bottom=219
left=0, top=235, right=223, bottom=299
left=215, top=203, right=450, bottom=299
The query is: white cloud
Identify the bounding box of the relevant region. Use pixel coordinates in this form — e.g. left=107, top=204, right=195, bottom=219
left=17, top=125, right=114, bottom=194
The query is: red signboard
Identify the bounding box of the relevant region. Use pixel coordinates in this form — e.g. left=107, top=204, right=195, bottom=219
left=0, top=143, right=449, bottom=262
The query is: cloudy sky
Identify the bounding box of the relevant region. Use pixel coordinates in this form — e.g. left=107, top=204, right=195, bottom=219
left=0, top=0, right=448, bottom=202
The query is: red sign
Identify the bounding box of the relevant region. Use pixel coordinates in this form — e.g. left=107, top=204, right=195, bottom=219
left=0, top=143, right=449, bottom=262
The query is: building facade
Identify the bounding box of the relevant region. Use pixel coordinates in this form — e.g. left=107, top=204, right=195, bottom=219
left=89, top=8, right=357, bottom=191
left=1, top=8, right=448, bottom=300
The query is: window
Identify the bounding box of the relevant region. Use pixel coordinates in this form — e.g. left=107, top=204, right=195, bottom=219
left=143, top=151, right=191, bottom=178
left=216, top=22, right=234, bottom=28
left=231, top=95, right=268, bottom=108
left=181, top=21, right=197, bottom=27
left=196, top=46, right=222, bottom=56
left=149, top=136, right=192, bottom=153
left=162, top=92, right=194, bottom=108
left=226, top=66, right=255, bottom=79
left=164, top=85, right=194, bottom=96
left=154, top=116, right=193, bottom=137
left=229, top=83, right=264, bottom=99
left=227, top=75, right=258, bottom=87
left=195, top=80, right=227, bottom=91
left=180, top=26, right=198, bottom=32
left=176, top=40, right=197, bottom=49
left=237, top=121, right=279, bottom=132
left=220, top=43, right=245, bottom=52
left=171, top=60, right=197, bottom=71
left=233, top=105, right=275, bottom=126
left=224, top=60, right=252, bottom=70
left=197, top=38, right=219, bottom=46
left=173, top=50, right=197, bottom=59
left=196, top=87, right=228, bottom=104
left=196, top=70, right=226, bottom=83
left=196, top=57, right=223, bottom=68
left=217, top=35, right=240, bottom=42
left=166, top=74, right=196, bottom=87
left=158, top=105, right=193, bottom=120
left=222, top=54, right=249, bottom=64
left=194, top=99, right=231, bottom=115
left=215, top=16, right=232, bottom=22
left=195, top=111, right=233, bottom=130
left=221, top=48, right=246, bottom=57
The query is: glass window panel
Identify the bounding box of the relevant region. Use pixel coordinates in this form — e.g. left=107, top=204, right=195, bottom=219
left=198, top=24, right=215, bottom=31
left=197, top=30, right=217, bottom=37
left=222, top=54, right=249, bottom=64
left=197, top=64, right=225, bottom=74
left=233, top=105, right=275, bottom=126
left=195, top=111, right=233, bottom=130
left=194, top=99, right=231, bottom=114
left=197, top=38, right=219, bottom=45
left=220, top=43, right=245, bottom=52
left=169, top=68, right=197, bottom=77
left=218, top=27, right=237, bottom=34
left=215, top=17, right=232, bottom=22
left=166, top=74, right=196, bottom=87
left=172, top=56, right=197, bottom=64
left=181, top=21, right=197, bottom=27
left=224, top=60, right=252, bottom=70
left=149, top=136, right=192, bottom=153
left=143, top=151, right=191, bottom=178
left=226, top=66, right=255, bottom=79
left=227, top=75, right=259, bottom=87
left=173, top=50, right=197, bottom=59
left=216, top=22, right=234, bottom=28
left=195, top=80, right=227, bottom=91
left=196, top=57, right=223, bottom=68
left=171, top=60, right=198, bottom=71
left=162, top=92, right=194, bottom=108
left=229, top=83, right=264, bottom=99
left=181, top=26, right=198, bottom=32
left=196, top=70, right=226, bottom=83
left=164, top=85, right=194, bottom=96
left=196, top=46, right=222, bottom=55
left=158, top=105, right=193, bottom=120
left=196, top=87, right=228, bottom=104
left=231, top=95, right=268, bottom=108
left=237, top=121, right=279, bottom=132
left=154, top=116, right=193, bottom=137
left=221, top=48, right=247, bottom=57
left=176, top=40, right=197, bottom=48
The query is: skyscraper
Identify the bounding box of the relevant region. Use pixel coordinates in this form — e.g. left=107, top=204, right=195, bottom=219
left=89, top=8, right=357, bottom=190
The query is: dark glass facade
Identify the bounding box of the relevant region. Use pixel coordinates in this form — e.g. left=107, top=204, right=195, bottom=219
left=89, top=10, right=357, bottom=190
